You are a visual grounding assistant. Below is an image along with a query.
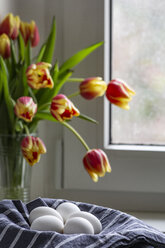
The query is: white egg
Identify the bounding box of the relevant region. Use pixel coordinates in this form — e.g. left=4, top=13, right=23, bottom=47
left=30, top=215, right=64, bottom=233
left=29, top=206, right=63, bottom=224
left=63, top=217, right=94, bottom=234
left=56, top=202, right=80, bottom=222
left=69, top=211, right=102, bottom=234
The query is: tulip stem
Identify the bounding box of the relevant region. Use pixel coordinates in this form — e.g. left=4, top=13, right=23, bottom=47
left=62, top=121, right=90, bottom=151
left=68, top=91, right=80, bottom=98
left=67, top=78, right=84, bottom=82
left=24, top=125, right=30, bottom=136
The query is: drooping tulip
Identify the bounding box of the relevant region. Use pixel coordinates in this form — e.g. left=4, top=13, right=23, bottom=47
left=50, top=94, right=80, bottom=122
left=20, top=20, right=40, bottom=47
left=26, top=62, right=54, bottom=89
left=21, top=136, right=46, bottom=166
left=0, top=13, right=20, bottom=40
left=80, top=77, right=107, bottom=100
left=0, top=34, right=10, bottom=59
left=83, top=149, right=111, bottom=182
left=14, top=96, right=37, bottom=122
left=106, top=79, right=135, bottom=110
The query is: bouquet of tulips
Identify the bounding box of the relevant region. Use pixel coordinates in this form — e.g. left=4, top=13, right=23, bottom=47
left=0, top=13, right=135, bottom=182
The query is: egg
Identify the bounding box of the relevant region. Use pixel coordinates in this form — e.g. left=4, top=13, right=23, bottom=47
left=29, top=206, right=63, bottom=224
left=63, top=217, right=94, bottom=234
left=56, top=202, right=80, bottom=222
left=69, top=211, right=102, bottom=234
left=30, top=215, right=64, bottom=233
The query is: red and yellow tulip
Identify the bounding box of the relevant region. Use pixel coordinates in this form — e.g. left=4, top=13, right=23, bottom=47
left=106, top=79, right=135, bottom=110
left=21, top=136, right=46, bottom=166
left=0, top=13, right=20, bottom=40
left=14, top=96, right=37, bottom=122
left=50, top=94, right=80, bottom=122
left=0, top=34, right=10, bottom=59
left=26, top=62, right=54, bottom=89
left=20, top=20, right=40, bottom=47
left=80, top=77, right=107, bottom=100
left=83, top=149, right=111, bottom=182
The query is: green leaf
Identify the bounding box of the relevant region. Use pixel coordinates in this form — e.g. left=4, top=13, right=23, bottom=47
left=25, top=40, right=31, bottom=66
left=35, top=111, right=57, bottom=122
left=78, top=113, right=98, bottom=124
left=53, top=69, right=73, bottom=96
left=10, top=62, right=28, bottom=100
left=59, top=41, right=103, bottom=74
left=0, top=56, right=15, bottom=130
left=7, top=41, right=17, bottom=80
left=51, top=61, right=59, bottom=83
left=11, top=40, right=17, bottom=65
left=18, top=33, right=25, bottom=62
left=28, top=87, right=38, bottom=103
left=41, top=17, right=56, bottom=63
left=0, top=66, right=3, bottom=100
left=35, top=43, right=46, bottom=63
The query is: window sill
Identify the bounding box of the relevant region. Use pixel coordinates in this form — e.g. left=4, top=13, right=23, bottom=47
left=106, top=144, right=165, bottom=152
left=128, top=212, right=165, bottom=233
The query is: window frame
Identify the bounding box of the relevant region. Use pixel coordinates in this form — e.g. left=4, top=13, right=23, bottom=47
left=104, top=0, right=165, bottom=152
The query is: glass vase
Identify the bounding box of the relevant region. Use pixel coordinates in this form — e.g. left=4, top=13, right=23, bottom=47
left=0, top=134, right=32, bottom=203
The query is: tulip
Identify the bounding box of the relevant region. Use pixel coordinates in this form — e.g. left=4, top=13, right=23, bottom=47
left=50, top=94, right=80, bottom=122
left=0, top=34, right=10, bottom=59
left=0, top=13, right=20, bottom=40
left=80, top=77, right=107, bottom=100
left=20, top=20, right=40, bottom=47
left=21, top=136, right=46, bottom=166
left=26, top=62, right=54, bottom=89
left=83, top=149, right=111, bottom=182
left=14, top=96, right=37, bottom=122
left=106, top=79, right=135, bottom=110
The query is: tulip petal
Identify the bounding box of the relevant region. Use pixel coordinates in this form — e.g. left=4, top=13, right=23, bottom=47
left=21, top=136, right=46, bottom=166
left=0, top=34, right=10, bottom=59
left=83, top=149, right=111, bottom=182
left=80, top=77, right=107, bottom=100
left=14, top=96, right=37, bottom=122
left=20, top=20, right=40, bottom=47
left=85, top=166, right=99, bottom=182
left=0, top=13, right=20, bottom=40
left=106, top=79, right=135, bottom=110
left=26, top=62, right=54, bottom=89
left=50, top=94, right=80, bottom=122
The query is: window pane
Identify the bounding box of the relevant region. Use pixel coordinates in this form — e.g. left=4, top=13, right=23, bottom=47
left=111, top=0, right=165, bottom=145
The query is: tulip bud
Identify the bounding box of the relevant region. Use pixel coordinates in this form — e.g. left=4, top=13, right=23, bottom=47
left=21, top=136, right=46, bottom=166
left=83, top=149, right=111, bottom=182
left=80, top=77, right=107, bottom=100
left=14, top=96, right=37, bottom=122
left=50, top=94, right=80, bottom=122
left=0, top=13, right=20, bottom=40
left=20, top=20, right=40, bottom=47
left=106, top=79, right=135, bottom=110
left=26, top=62, right=54, bottom=89
left=0, top=34, right=10, bottom=59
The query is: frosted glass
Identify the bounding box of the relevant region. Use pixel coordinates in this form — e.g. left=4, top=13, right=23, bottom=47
left=111, top=0, right=165, bottom=145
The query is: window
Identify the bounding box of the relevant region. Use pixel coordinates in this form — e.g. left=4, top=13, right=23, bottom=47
left=111, top=0, right=165, bottom=146
left=105, top=0, right=165, bottom=149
